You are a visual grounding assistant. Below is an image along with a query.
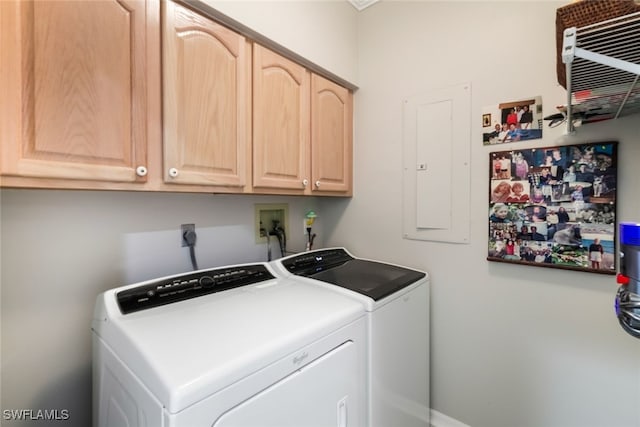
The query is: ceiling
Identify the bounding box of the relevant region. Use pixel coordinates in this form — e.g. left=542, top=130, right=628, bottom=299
left=348, top=0, right=380, bottom=11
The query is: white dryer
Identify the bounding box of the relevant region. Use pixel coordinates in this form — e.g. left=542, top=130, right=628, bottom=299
left=272, top=248, right=430, bottom=427
left=92, top=263, right=367, bottom=427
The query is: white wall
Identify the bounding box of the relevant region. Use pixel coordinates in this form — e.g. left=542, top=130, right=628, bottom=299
left=205, top=0, right=359, bottom=84
left=321, top=1, right=640, bottom=427
left=0, top=3, right=358, bottom=426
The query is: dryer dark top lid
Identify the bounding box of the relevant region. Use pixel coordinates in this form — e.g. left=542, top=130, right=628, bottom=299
left=280, top=248, right=426, bottom=301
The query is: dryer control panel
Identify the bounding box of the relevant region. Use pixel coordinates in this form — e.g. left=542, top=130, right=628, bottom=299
left=116, top=265, right=274, bottom=314
left=280, top=248, right=353, bottom=276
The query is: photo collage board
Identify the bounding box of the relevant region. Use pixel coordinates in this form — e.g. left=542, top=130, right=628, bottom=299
left=488, top=141, right=617, bottom=274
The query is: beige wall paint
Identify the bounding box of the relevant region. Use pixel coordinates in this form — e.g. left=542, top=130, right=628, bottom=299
left=320, top=1, right=640, bottom=426
left=205, top=0, right=359, bottom=84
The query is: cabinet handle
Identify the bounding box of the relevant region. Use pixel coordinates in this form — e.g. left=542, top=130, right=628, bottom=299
left=136, top=166, right=148, bottom=177
left=168, top=168, right=179, bottom=178
left=315, top=180, right=321, bottom=188
left=302, top=179, right=309, bottom=188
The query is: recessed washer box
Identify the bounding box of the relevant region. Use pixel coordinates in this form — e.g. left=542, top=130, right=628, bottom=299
left=254, top=203, right=289, bottom=243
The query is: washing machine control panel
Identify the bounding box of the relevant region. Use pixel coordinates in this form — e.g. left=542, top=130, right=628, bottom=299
left=116, top=265, right=274, bottom=314
left=281, top=248, right=353, bottom=276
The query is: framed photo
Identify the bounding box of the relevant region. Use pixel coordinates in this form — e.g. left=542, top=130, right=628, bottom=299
left=487, top=141, right=617, bottom=274
left=482, top=96, right=543, bottom=145
left=482, top=113, right=491, bottom=127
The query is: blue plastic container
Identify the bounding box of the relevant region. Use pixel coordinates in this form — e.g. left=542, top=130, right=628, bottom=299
left=620, top=222, right=640, bottom=246
left=616, top=222, right=640, bottom=338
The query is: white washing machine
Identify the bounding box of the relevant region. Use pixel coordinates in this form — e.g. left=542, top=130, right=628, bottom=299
left=271, top=248, right=430, bottom=427
left=92, top=262, right=367, bottom=427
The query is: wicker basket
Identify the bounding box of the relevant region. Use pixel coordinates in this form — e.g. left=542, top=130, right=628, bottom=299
left=556, top=0, right=640, bottom=88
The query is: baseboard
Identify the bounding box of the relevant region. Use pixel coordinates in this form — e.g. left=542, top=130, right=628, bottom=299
left=430, top=409, right=471, bottom=427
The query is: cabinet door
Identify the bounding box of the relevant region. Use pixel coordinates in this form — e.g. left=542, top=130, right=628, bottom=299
left=0, top=0, right=149, bottom=183
left=163, top=1, right=250, bottom=187
left=311, top=74, right=353, bottom=195
left=253, top=44, right=310, bottom=192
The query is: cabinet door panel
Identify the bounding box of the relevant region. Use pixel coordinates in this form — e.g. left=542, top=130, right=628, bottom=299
left=0, top=0, right=148, bottom=182
left=311, top=74, right=352, bottom=194
left=253, top=45, right=310, bottom=191
left=163, top=0, right=249, bottom=187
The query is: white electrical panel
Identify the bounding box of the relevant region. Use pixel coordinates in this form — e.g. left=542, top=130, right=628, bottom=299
left=402, top=82, right=471, bottom=244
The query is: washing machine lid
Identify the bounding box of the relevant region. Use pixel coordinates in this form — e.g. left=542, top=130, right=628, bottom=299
left=92, top=263, right=364, bottom=414
left=279, top=248, right=427, bottom=301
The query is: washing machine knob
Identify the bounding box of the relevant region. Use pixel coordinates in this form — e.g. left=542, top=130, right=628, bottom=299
left=199, top=275, right=215, bottom=287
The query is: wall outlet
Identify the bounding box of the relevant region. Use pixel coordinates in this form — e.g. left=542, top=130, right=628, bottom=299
left=255, top=204, right=288, bottom=243
left=181, top=223, right=195, bottom=247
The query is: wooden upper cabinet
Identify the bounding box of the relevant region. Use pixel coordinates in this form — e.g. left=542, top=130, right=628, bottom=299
left=0, top=0, right=151, bottom=183
left=0, top=0, right=353, bottom=195
left=253, top=45, right=352, bottom=196
left=252, top=44, right=311, bottom=192
left=311, top=74, right=353, bottom=195
left=162, top=0, right=250, bottom=188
